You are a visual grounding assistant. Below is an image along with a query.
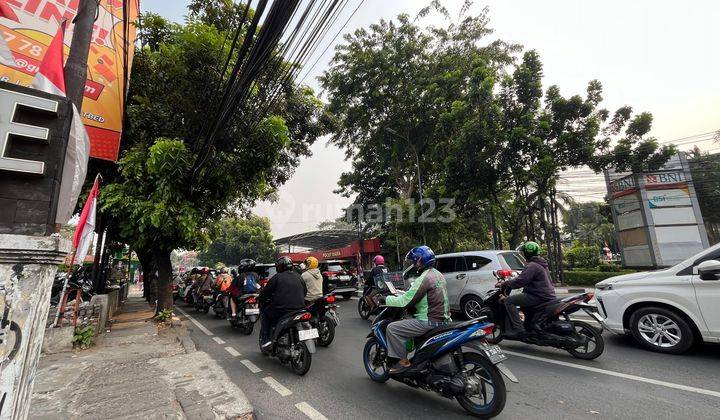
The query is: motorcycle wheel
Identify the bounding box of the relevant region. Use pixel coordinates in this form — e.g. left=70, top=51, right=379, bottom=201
left=201, top=306, right=209, bottom=314
left=316, top=316, right=335, bottom=347
left=455, top=352, right=507, bottom=418
left=239, top=321, right=254, bottom=335
left=566, top=320, right=604, bottom=360
left=290, top=342, right=312, bottom=376
left=362, top=338, right=390, bottom=383
left=358, top=297, right=371, bottom=320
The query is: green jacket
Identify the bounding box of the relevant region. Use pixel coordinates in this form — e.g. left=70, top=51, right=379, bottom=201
left=386, top=267, right=450, bottom=322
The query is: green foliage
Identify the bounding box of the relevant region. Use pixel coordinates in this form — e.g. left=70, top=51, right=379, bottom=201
left=563, top=270, right=635, bottom=286
left=596, top=262, right=622, bottom=272
left=154, top=309, right=173, bottom=322
left=565, top=244, right=600, bottom=269
left=198, top=215, right=276, bottom=266
left=72, top=326, right=95, bottom=349
left=103, top=11, right=330, bottom=311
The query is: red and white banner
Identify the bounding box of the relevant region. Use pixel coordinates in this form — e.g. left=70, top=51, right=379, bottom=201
left=30, top=19, right=90, bottom=224
left=0, top=0, right=17, bottom=65
left=73, top=175, right=100, bottom=264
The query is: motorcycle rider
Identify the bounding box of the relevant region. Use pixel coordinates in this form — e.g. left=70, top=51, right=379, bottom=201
left=214, top=267, right=233, bottom=314
left=381, top=246, right=450, bottom=373
left=496, top=241, right=556, bottom=338
left=229, top=259, right=260, bottom=319
left=192, top=268, right=213, bottom=304
left=365, top=255, right=387, bottom=295
left=301, top=256, right=323, bottom=305
left=258, top=256, right=307, bottom=350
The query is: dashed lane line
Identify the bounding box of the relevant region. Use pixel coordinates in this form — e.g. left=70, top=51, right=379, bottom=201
left=225, top=346, right=241, bottom=357
left=263, top=376, right=293, bottom=396
left=212, top=337, right=225, bottom=345
left=504, top=350, right=720, bottom=399
left=175, top=306, right=214, bottom=336
left=240, top=359, right=262, bottom=373
left=295, top=402, right=329, bottom=420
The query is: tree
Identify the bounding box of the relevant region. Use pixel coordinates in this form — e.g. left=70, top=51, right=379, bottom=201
left=103, top=12, right=329, bottom=311
left=198, top=215, right=276, bottom=266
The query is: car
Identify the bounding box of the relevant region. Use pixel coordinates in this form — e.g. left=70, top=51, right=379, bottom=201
left=435, top=250, right=526, bottom=319
left=255, top=263, right=277, bottom=287
left=595, top=242, right=720, bottom=354
left=319, top=259, right=358, bottom=299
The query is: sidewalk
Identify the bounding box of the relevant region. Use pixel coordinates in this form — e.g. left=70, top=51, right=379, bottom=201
left=30, top=294, right=253, bottom=420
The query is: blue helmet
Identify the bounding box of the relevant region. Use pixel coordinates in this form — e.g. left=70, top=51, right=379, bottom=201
left=405, top=245, right=436, bottom=268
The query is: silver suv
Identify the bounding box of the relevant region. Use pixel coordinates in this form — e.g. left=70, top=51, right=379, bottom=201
left=435, top=250, right=526, bottom=319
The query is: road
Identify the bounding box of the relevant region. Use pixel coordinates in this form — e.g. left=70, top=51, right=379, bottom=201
left=176, top=297, right=720, bottom=419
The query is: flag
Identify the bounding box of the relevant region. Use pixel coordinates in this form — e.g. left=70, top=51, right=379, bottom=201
left=0, top=0, right=18, bottom=66
left=73, top=175, right=100, bottom=264
left=30, top=20, right=91, bottom=224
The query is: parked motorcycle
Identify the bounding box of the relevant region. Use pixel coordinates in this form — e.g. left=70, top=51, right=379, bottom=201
left=363, top=290, right=516, bottom=418
left=479, top=270, right=605, bottom=360
left=259, top=309, right=317, bottom=375
left=306, top=294, right=339, bottom=347
left=229, top=294, right=260, bottom=335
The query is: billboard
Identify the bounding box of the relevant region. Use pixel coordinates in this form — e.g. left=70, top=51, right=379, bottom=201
left=0, top=0, right=139, bottom=161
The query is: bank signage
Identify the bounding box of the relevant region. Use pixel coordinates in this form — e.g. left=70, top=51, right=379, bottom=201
left=0, top=81, right=71, bottom=235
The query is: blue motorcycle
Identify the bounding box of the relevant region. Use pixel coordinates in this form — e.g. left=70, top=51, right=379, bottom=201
left=363, top=304, right=518, bottom=418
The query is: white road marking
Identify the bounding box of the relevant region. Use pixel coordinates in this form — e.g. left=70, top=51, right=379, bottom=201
left=350, top=296, right=359, bottom=300
left=263, top=376, right=292, bottom=396
left=212, top=337, right=225, bottom=345
left=504, top=350, right=720, bottom=399
left=295, top=402, right=328, bottom=420
left=175, top=307, right=213, bottom=336
left=225, top=346, right=241, bottom=357
left=240, top=359, right=262, bottom=373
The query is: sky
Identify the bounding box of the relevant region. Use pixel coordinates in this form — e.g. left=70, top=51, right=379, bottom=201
left=141, top=0, right=720, bottom=238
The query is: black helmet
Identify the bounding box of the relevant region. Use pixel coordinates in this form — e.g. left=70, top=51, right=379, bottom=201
left=238, top=258, right=256, bottom=273
left=275, top=256, right=293, bottom=273
left=191, top=267, right=198, bottom=274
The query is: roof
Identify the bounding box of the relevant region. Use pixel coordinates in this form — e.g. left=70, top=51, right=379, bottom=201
left=436, top=250, right=518, bottom=258
left=274, top=229, right=359, bottom=251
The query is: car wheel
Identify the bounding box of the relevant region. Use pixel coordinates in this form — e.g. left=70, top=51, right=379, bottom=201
left=629, top=306, right=694, bottom=354
left=461, top=296, right=484, bottom=320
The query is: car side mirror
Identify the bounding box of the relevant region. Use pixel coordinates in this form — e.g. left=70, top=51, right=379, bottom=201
left=697, top=260, right=720, bottom=280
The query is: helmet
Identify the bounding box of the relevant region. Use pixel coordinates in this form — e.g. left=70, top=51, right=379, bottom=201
left=230, top=268, right=238, bottom=276
left=238, top=258, right=256, bottom=272
left=201, top=267, right=209, bottom=274
left=191, top=268, right=198, bottom=274
left=220, top=267, right=228, bottom=274
left=373, top=255, right=385, bottom=266
left=275, top=256, right=293, bottom=273
left=304, top=256, right=318, bottom=269
left=405, top=245, right=435, bottom=269
left=518, top=241, right=541, bottom=260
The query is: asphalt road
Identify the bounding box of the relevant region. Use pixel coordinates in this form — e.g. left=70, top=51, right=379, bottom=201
left=176, top=297, right=720, bottom=420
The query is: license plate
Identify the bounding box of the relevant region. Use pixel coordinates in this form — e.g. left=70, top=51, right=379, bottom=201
left=338, top=275, right=350, bottom=281
left=483, top=345, right=506, bottom=363
left=298, top=328, right=319, bottom=341
left=245, top=308, right=260, bottom=315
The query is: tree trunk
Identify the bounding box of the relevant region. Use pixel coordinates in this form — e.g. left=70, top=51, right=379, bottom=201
left=136, top=248, right=157, bottom=305
left=153, top=248, right=174, bottom=312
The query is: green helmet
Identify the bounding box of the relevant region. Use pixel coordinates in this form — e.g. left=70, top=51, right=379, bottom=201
left=518, top=241, right=540, bottom=259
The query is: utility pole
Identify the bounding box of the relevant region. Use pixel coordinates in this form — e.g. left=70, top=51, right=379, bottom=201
left=64, top=0, right=99, bottom=109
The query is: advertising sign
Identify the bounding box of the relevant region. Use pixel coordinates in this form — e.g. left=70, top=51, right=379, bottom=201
left=647, top=187, right=692, bottom=208
left=0, top=0, right=139, bottom=161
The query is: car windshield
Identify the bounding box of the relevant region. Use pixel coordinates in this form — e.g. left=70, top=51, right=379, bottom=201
left=500, top=252, right=526, bottom=270
left=326, top=264, right=346, bottom=272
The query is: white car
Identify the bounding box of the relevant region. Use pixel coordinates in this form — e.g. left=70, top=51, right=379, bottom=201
left=435, top=250, right=526, bottom=319
left=595, top=243, right=720, bottom=354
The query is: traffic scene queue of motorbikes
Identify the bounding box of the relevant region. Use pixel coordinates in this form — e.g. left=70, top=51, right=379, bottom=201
left=174, top=246, right=606, bottom=419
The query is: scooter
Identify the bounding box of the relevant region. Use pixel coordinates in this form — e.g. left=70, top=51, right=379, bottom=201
left=259, top=309, right=318, bottom=376
left=363, top=281, right=517, bottom=418
left=229, top=294, right=260, bottom=335
left=194, top=289, right=212, bottom=313
left=306, top=294, right=339, bottom=347
left=479, top=270, right=605, bottom=360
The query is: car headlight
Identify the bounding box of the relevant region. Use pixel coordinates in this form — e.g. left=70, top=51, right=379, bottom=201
left=596, top=283, right=613, bottom=291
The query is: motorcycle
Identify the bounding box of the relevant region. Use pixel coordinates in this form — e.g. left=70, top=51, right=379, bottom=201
left=306, top=294, right=339, bottom=347
left=363, top=285, right=516, bottom=418
left=194, top=289, right=212, bottom=313
left=479, top=270, right=605, bottom=360
left=229, top=294, right=260, bottom=335
left=259, top=309, right=317, bottom=376
left=211, top=290, right=229, bottom=319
